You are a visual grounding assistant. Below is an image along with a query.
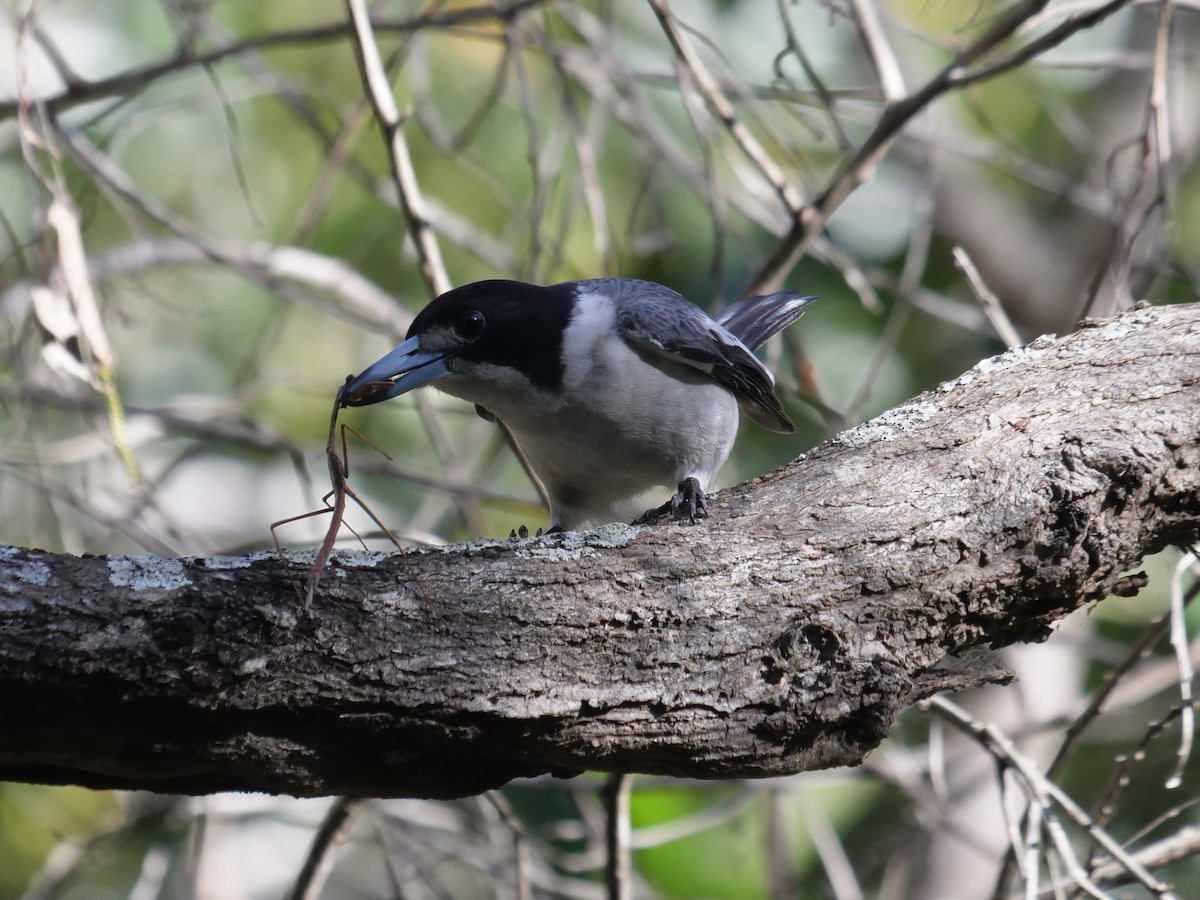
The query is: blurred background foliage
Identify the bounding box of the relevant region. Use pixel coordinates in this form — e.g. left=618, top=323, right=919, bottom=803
left=1, top=0, right=1198, bottom=897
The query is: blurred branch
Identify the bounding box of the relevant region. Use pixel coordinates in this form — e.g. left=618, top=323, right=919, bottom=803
left=746, top=0, right=1134, bottom=295
left=0, top=1, right=546, bottom=121
left=3, top=388, right=532, bottom=503
left=48, top=124, right=410, bottom=346
left=954, top=245, right=1022, bottom=348
left=648, top=0, right=805, bottom=216
left=345, top=0, right=449, bottom=297
left=929, top=696, right=1177, bottom=899
left=1078, top=0, right=1177, bottom=317
left=987, top=577, right=1200, bottom=896
left=1079, top=827, right=1200, bottom=897
left=287, top=797, right=364, bottom=900
left=1, top=303, right=1198, bottom=798
left=846, top=0, right=905, bottom=102
left=1, top=238, right=412, bottom=338
left=602, top=773, right=633, bottom=900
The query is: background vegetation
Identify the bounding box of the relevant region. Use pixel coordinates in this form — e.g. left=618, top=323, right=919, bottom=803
left=1, top=0, right=1197, bottom=897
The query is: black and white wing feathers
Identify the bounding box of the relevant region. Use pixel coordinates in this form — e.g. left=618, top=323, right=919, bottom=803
left=604, top=279, right=800, bottom=433
left=715, top=291, right=817, bottom=351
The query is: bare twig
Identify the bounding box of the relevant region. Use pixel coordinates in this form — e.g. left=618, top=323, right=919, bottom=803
left=2, top=238, right=411, bottom=338
left=929, top=697, right=1178, bottom=900
left=602, top=773, right=633, bottom=900
left=287, top=798, right=366, bottom=900
left=953, top=246, right=1022, bottom=349
left=945, top=0, right=1137, bottom=90
left=1166, top=548, right=1198, bottom=788
left=483, top=791, right=534, bottom=900
left=745, top=0, right=1138, bottom=296
left=345, top=0, right=449, bottom=296
left=0, top=2, right=548, bottom=120
left=846, top=0, right=905, bottom=102
left=647, top=0, right=806, bottom=217
left=15, top=8, right=141, bottom=489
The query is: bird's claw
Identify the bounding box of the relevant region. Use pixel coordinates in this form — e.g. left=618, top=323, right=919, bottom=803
left=509, top=524, right=559, bottom=540
left=670, top=477, right=708, bottom=523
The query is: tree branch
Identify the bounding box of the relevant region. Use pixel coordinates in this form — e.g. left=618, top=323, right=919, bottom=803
left=745, top=0, right=1136, bottom=296
left=1, top=304, right=1198, bottom=799
left=0, top=2, right=546, bottom=122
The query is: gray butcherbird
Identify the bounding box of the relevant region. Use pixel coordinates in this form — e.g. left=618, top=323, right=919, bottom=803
left=342, top=278, right=815, bottom=531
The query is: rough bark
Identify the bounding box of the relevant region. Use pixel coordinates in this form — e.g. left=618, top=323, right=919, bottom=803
left=1, top=303, right=1198, bottom=799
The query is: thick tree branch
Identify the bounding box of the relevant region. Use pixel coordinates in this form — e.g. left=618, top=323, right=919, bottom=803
left=1, top=304, right=1198, bottom=799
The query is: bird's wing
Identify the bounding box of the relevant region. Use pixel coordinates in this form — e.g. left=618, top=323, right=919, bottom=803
left=715, top=291, right=817, bottom=351
left=610, top=281, right=795, bottom=433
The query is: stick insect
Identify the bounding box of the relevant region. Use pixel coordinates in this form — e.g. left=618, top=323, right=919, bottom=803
left=271, top=378, right=433, bottom=614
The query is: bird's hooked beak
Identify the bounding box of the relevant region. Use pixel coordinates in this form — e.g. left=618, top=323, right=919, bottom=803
left=340, top=336, right=452, bottom=407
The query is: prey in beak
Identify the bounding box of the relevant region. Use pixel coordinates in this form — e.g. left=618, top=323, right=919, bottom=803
left=340, top=336, right=453, bottom=407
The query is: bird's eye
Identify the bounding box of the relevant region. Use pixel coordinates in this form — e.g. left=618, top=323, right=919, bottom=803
left=454, top=310, right=486, bottom=341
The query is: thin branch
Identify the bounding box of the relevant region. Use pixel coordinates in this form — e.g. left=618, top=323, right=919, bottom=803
left=647, top=0, right=805, bottom=217
left=1167, top=548, right=1198, bottom=787
left=953, top=246, right=1022, bottom=349
left=345, top=0, right=450, bottom=297
left=846, top=0, right=905, bottom=102
left=2, top=238, right=412, bottom=338
left=744, top=0, right=1141, bottom=296
left=15, top=9, right=141, bottom=489
left=602, top=774, right=632, bottom=900
left=0, top=2, right=549, bottom=121
left=929, top=697, right=1178, bottom=900
left=945, top=0, right=1137, bottom=90
left=287, top=798, right=366, bottom=900
left=483, top=791, right=534, bottom=900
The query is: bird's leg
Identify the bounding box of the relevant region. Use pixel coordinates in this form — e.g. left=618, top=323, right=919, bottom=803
left=670, top=476, right=708, bottom=523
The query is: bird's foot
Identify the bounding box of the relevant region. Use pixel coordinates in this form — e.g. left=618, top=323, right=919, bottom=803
left=632, top=480, right=709, bottom=526
left=670, top=477, right=708, bottom=524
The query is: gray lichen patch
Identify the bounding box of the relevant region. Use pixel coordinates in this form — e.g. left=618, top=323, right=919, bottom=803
left=938, top=341, right=1055, bottom=392
left=0, top=546, right=51, bottom=586
left=1100, top=308, right=1157, bottom=340
left=586, top=522, right=646, bottom=548
left=241, top=521, right=649, bottom=576
left=278, top=548, right=317, bottom=566
left=334, top=550, right=406, bottom=569
left=107, top=555, right=191, bottom=591
left=439, top=536, right=511, bottom=556
left=193, top=551, right=276, bottom=570
left=834, top=401, right=940, bottom=448
left=974, top=342, right=1053, bottom=373
left=514, top=523, right=647, bottom=562
left=413, top=522, right=647, bottom=563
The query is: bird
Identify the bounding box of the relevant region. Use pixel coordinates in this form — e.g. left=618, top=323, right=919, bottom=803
left=341, top=278, right=816, bottom=532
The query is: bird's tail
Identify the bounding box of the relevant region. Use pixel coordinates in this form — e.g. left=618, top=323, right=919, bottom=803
left=716, top=292, right=818, bottom=351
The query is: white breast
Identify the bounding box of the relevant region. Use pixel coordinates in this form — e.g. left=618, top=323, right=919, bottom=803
left=525, top=290, right=739, bottom=528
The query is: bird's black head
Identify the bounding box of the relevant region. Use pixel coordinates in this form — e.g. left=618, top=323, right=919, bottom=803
left=407, top=280, right=576, bottom=389
left=342, top=280, right=577, bottom=407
